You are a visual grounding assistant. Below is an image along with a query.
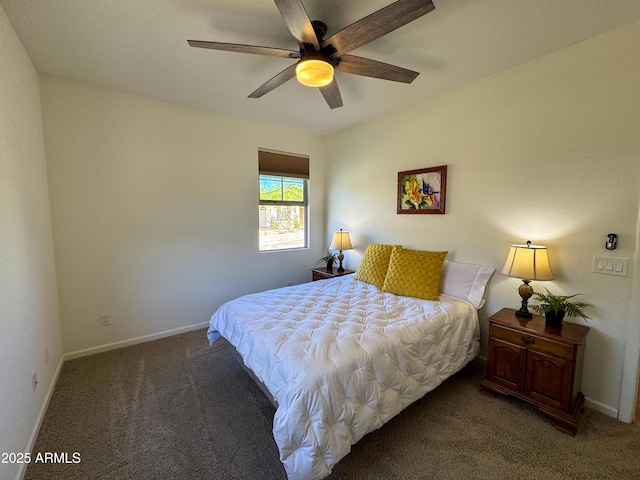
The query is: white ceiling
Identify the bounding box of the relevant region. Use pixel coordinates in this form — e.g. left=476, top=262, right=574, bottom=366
left=2, top=0, right=638, bottom=134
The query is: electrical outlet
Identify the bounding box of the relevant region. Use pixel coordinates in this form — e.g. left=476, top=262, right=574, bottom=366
left=31, top=371, right=38, bottom=391
left=44, top=347, right=49, bottom=365
left=99, top=313, right=112, bottom=326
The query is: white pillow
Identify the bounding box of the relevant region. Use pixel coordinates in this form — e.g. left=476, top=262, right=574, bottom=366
left=440, top=260, right=495, bottom=309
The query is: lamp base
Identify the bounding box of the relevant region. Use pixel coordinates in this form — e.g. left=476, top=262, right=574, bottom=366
left=337, top=251, right=345, bottom=272
left=514, top=279, right=534, bottom=319
left=515, top=308, right=533, bottom=319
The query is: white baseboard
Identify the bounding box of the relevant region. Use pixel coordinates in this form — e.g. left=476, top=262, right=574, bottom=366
left=17, top=356, right=64, bottom=480
left=585, top=396, right=619, bottom=420
left=64, top=322, right=210, bottom=361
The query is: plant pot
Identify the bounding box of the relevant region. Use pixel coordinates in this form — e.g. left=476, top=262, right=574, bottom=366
left=326, top=259, right=334, bottom=270
left=545, top=310, right=566, bottom=329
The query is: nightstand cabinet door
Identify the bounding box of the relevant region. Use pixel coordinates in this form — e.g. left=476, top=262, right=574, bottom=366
left=488, top=337, right=526, bottom=392
left=525, top=350, right=573, bottom=411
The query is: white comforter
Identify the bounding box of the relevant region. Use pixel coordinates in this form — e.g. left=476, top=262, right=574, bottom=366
left=208, top=275, right=479, bottom=480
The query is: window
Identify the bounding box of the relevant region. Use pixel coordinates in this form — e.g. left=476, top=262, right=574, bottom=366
left=258, top=150, right=309, bottom=252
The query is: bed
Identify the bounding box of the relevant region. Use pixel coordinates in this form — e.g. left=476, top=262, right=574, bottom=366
left=208, top=245, right=494, bottom=480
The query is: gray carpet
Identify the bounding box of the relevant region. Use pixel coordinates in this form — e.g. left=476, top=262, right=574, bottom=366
left=26, top=329, right=640, bottom=480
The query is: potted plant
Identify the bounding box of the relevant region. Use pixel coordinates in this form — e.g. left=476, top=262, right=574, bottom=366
left=316, top=249, right=337, bottom=270
left=530, top=288, right=591, bottom=329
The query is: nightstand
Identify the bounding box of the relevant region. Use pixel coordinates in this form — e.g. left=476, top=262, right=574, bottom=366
left=311, top=267, right=355, bottom=281
left=480, top=308, right=589, bottom=436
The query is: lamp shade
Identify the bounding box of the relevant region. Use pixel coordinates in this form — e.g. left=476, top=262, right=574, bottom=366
left=296, top=59, right=334, bottom=87
left=501, top=242, right=554, bottom=281
left=329, top=230, right=353, bottom=251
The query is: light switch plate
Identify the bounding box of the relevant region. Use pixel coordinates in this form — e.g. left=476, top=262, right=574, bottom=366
left=592, top=256, right=629, bottom=277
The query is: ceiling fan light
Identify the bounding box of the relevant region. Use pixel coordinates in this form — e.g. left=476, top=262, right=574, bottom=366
left=296, top=59, right=334, bottom=87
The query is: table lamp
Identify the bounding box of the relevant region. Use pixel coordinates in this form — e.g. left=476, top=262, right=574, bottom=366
left=329, top=229, right=353, bottom=272
left=501, top=241, right=554, bottom=318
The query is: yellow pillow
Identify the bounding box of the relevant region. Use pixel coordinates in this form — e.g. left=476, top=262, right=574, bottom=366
left=382, top=247, right=448, bottom=300
left=354, top=243, right=399, bottom=289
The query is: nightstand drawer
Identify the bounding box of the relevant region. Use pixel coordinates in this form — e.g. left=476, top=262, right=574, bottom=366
left=311, top=267, right=355, bottom=281
left=490, top=324, right=574, bottom=360
left=312, top=270, right=333, bottom=281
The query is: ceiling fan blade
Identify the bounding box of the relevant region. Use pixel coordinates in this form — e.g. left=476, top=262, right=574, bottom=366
left=188, top=40, right=300, bottom=58
left=319, top=78, right=343, bottom=109
left=273, top=0, right=320, bottom=51
left=322, top=0, right=435, bottom=57
left=248, top=64, right=298, bottom=98
left=336, top=55, right=419, bottom=83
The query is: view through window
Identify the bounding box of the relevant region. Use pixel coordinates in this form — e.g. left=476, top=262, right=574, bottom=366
left=258, top=149, right=309, bottom=252
left=259, top=174, right=307, bottom=251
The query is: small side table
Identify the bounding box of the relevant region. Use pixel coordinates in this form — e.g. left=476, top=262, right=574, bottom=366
left=311, top=267, right=355, bottom=281
left=480, top=308, right=589, bottom=435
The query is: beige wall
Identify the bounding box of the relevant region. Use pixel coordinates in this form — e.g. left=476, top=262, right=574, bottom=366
left=3, top=13, right=638, bottom=473
left=40, top=76, right=327, bottom=355
left=0, top=7, right=63, bottom=480
left=325, top=22, right=640, bottom=416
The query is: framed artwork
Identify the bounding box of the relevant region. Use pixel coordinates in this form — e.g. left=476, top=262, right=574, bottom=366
left=397, top=165, right=447, bottom=214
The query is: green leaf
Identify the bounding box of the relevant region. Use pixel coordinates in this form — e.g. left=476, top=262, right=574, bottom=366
left=530, top=288, right=592, bottom=321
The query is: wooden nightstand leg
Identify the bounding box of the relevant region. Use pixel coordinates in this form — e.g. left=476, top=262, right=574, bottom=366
left=480, top=383, right=496, bottom=398
left=539, top=393, right=584, bottom=437
left=551, top=419, right=578, bottom=436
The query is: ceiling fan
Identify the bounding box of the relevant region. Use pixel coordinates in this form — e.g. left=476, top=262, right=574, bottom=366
left=188, top=0, right=436, bottom=109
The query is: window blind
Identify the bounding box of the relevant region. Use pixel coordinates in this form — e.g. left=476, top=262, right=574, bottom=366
left=259, top=149, right=309, bottom=179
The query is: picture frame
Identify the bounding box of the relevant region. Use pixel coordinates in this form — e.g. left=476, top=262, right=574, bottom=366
left=397, top=165, right=447, bottom=214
